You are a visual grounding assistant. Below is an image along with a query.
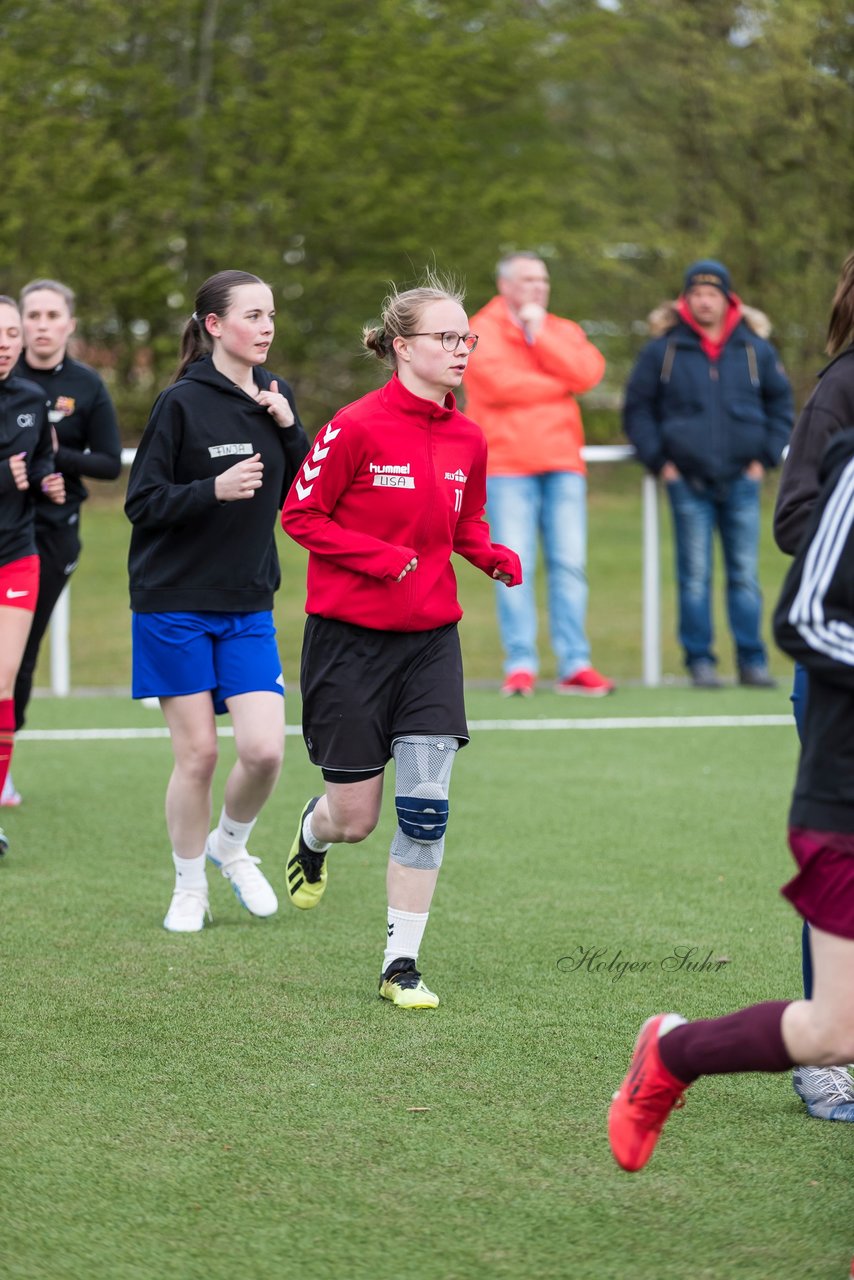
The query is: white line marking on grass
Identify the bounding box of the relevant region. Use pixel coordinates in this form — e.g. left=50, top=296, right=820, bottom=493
left=17, top=715, right=791, bottom=742
left=18, top=727, right=239, bottom=740
left=468, top=715, right=792, bottom=731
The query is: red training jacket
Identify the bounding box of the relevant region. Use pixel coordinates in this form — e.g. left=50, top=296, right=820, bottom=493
left=281, top=374, right=522, bottom=631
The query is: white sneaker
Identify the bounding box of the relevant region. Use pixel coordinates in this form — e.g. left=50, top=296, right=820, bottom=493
left=163, top=886, right=210, bottom=932
left=1, top=772, right=21, bottom=807
left=206, top=834, right=278, bottom=917
left=793, top=1065, right=854, bottom=1121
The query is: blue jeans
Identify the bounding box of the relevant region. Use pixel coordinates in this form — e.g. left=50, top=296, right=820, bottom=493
left=666, top=475, right=766, bottom=670
left=486, top=472, right=590, bottom=678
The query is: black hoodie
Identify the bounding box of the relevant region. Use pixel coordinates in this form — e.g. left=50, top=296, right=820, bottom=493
left=0, top=373, right=57, bottom=568
left=126, top=356, right=309, bottom=612
left=15, top=354, right=122, bottom=532
left=774, top=428, right=854, bottom=832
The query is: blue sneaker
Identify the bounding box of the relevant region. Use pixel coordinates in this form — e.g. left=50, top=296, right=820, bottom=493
left=793, top=1065, right=854, bottom=1121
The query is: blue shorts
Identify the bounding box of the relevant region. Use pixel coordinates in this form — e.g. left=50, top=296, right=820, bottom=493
left=132, top=611, right=284, bottom=714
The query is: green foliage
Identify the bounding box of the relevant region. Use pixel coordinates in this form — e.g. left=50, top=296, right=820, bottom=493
left=1, top=1, right=852, bottom=432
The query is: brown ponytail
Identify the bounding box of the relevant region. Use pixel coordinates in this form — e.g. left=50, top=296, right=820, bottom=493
left=172, top=269, right=265, bottom=382
left=826, top=251, right=854, bottom=358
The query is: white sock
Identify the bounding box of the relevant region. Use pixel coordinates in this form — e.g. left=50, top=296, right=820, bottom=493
left=173, top=850, right=207, bottom=891
left=214, top=807, right=256, bottom=860
left=303, top=811, right=331, bottom=853
left=383, top=908, right=429, bottom=973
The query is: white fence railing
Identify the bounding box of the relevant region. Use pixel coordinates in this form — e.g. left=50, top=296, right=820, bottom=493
left=48, top=444, right=662, bottom=692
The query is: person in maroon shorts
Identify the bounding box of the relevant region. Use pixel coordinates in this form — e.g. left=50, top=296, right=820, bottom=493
left=0, top=296, right=65, bottom=853
left=608, top=426, right=854, bottom=1172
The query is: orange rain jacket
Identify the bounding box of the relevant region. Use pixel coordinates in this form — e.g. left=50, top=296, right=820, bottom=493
left=463, top=295, right=605, bottom=477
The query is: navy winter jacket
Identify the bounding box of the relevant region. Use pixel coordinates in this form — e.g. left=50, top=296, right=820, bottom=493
left=623, top=302, right=793, bottom=488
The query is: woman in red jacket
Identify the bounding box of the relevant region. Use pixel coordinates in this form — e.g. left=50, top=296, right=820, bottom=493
left=281, top=278, right=521, bottom=1008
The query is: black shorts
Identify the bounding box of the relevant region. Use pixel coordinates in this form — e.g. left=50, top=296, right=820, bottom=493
left=300, top=616, right=469, bottom=779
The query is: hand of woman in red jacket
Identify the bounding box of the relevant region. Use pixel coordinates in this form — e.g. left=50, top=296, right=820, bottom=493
left=396, top=556, right=418, bottom=582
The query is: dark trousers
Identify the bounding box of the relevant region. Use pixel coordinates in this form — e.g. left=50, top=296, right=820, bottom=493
left=15, top=523, right=80, bottom=731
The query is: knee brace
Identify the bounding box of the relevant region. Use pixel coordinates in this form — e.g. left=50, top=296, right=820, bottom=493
left=390, top=735, right=458, bottom=870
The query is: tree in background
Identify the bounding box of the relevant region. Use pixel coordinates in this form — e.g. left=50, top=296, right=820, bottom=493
left=0, top=0, right=851, bottom=437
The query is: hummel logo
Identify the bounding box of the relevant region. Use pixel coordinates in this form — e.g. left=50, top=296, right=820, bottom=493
left=370, top=462, right=410, bottom=475
left=5, top=589, right=27, bottom=599
left=387, top=924, right=394, bottom=937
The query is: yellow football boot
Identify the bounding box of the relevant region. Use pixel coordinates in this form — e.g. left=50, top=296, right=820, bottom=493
left=285, top=797, right=328, bottom=909
left=379, top=957, right=439, bottom=1009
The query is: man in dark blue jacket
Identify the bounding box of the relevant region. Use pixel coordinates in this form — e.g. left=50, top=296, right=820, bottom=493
left=624, top=259, right=793, bottom=687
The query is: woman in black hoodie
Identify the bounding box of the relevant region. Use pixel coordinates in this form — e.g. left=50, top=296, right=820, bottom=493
left=772, top=250, right=854, bottom=1121
left=126, top=270, right=309, bottom=933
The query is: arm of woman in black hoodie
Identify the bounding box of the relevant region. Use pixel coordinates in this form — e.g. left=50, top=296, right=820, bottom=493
left=273, top=383, right=310, bottom=506
left=124, top=391, right=218, bottom=529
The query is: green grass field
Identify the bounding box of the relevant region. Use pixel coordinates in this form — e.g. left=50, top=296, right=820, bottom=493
left=3, top=687, right=851, bottom=1280
left=7, top=467, right=849, bottom=1279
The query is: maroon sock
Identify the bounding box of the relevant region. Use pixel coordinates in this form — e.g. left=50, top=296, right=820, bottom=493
left=658, top=1000, right=793, bottom=1084
left=0, top=697, right=14, bottom=796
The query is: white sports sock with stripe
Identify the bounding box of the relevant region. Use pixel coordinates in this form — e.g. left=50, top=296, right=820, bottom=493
left=214, top=808, right=256, bottom=861
left=383, top=908, right=429, bottom=974
left=172, top=850, right=207, bottom=890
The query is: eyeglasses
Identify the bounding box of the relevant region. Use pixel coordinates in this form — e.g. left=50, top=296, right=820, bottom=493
left=409, top=331, right=479, bottom=353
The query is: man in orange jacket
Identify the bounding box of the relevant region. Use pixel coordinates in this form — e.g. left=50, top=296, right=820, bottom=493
left=464, top=252, right=613, bottom=696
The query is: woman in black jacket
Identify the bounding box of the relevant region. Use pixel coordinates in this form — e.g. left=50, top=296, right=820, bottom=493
left=2, top=279, right=123, bottom=808
left=126, top=270, right=309, bottom=933
left=772, top=249, right=854, bottom=1121
left=0, top=295, right=65, bottom=853
left=607, top=428, right=854, bottom=1175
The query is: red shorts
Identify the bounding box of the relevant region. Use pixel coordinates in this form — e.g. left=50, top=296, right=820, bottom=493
left=782, top=827, right=854, bottom=940
left=0, top=555, right=40, bottom=612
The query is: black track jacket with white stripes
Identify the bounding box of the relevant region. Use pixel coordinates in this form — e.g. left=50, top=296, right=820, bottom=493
left=775, top=429, right=854, bottom=832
